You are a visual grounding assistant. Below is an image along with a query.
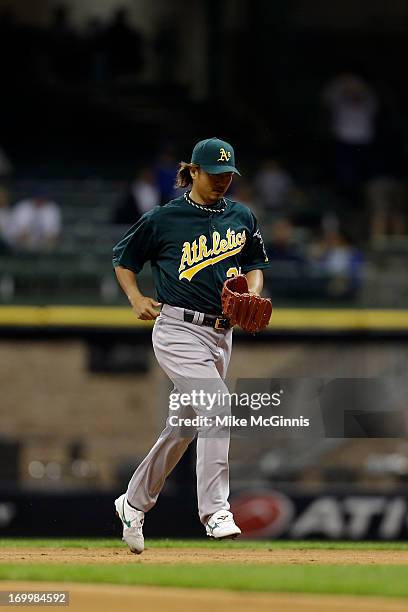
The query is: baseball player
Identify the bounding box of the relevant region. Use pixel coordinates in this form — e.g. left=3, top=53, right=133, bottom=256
left=112, top=137, right=270, bottom=553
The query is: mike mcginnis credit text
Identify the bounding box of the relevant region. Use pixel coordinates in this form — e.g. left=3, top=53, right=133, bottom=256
left=168, top=415, right=310, bottom=427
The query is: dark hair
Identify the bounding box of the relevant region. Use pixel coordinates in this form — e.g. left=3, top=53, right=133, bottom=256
left=175, top=162, right=199, bottom=188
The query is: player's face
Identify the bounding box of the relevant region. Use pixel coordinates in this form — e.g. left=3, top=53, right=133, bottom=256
left=192, top=168, right=233, bottom=204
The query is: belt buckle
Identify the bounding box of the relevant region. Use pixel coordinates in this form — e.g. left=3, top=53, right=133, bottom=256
left=215, top=317, right=227, bottom=330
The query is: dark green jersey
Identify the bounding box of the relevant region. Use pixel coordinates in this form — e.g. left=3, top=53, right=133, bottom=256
left=112, top=192, right=269, bottom=315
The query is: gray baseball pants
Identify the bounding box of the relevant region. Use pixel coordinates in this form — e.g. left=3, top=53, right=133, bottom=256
left=126, top=304, right=233, bottom=525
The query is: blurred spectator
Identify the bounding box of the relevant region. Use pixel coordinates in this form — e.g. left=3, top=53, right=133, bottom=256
left=52, top=4, right=74, bottom=35
left=366, top=177, right=405, bottom=243
left=154, top=18, right=180, bottom=85
left=10, top=187, right=61, bottom=251
left=104, top=7, right=144, bottom=80
left=322, top=74, right=379, bottom=196
left=86, top=17, right=108, bottom=84
left=229, top=178, right=253, bottom=207
left=0, top=7, right=20, bottom=83
left=264, top=218, right=306, bottom=299
left=364, top=98, right=405, bottom=243
left=154, top=146, right=180, bottom=204
left=0, top=146, right=12, bottom=178
left=266, top=218, right=304, bottom=263
left=0, top=187, right=12, bottom=253
left=49, top=4, right=85, bottom=83
left=309, top=227, right=364, bottom=299
left=113, top=168, right=160, bottom=225
left=254, top=159, right=295, bottom=216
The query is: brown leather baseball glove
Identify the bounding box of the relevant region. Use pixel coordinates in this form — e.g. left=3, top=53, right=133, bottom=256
left=221, top=274, right=272, bottom=333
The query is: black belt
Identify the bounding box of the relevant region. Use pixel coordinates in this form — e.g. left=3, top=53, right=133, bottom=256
left=183, top=309, right=231, bottom=330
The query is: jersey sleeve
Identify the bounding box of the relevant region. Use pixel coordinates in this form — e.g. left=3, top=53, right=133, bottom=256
left=240, top=211, right=270, bottom=273
left=112, top=209, right=158, bottom=273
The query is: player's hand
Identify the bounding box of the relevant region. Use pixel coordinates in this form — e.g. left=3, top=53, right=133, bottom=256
left=130, top=295, right=162, bottom=320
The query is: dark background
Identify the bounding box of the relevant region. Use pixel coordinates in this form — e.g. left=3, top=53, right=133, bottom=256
left=0, top=0, right=406, bottom=179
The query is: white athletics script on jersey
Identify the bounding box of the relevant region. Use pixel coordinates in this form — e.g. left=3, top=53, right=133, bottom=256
left=178, top=228, right=246, bottom=281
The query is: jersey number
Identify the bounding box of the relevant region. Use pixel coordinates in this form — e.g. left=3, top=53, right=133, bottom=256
left=226, top=267, right=240, bottom=278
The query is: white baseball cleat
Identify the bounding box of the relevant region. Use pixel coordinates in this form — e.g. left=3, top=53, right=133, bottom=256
left=114, top=493, right=145, bottom=554
left=206, top=510, right=241, bottom=539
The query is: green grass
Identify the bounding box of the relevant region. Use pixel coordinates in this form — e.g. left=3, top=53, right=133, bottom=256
left=1, top=539, right=408, bottom=598
left=1, top=563, right=408, bottom=598
left=2, top=538, right=408, bottom=551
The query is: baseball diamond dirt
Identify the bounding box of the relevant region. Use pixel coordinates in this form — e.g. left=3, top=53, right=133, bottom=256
left=2, top=582, right=408, bottom=612
left=2, top=546, right=408, bottom=565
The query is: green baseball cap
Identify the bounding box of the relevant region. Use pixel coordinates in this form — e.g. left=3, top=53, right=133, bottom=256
left=191, top=137, right=241, bottom=175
